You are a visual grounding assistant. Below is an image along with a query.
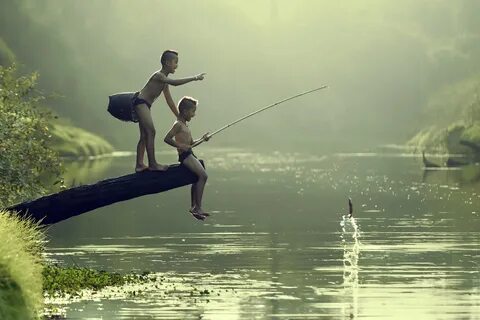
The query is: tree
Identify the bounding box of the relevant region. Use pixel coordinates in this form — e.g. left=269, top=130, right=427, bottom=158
left=0, top=64, right=62, bottom=207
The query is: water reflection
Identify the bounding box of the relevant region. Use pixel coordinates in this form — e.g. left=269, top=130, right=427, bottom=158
left=61, top=156, right=113, bottom=187
left=423, top=162, right=480, bottom=185
left=45, top=147, right=480, bottom=319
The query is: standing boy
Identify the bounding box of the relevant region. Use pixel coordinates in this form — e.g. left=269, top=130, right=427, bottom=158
left=133, top=50, right=206, bottom=172
left=164, top=97, right=210, bottom=220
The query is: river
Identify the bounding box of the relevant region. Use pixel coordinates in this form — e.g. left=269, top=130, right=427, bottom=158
left=45, top=146, right=480, bottom=319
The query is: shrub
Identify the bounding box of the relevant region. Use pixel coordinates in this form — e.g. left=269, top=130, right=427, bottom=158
left=0, top=64, right=62, bottom=207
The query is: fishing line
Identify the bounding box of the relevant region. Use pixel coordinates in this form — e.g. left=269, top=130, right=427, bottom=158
left=192, top=85, right=328, bottom=147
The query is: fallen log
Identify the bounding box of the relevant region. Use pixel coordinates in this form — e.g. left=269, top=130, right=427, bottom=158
left=7, top=161, right=203, bottom=225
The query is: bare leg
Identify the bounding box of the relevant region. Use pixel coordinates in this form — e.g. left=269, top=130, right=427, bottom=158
left=134, top=104, right=167, bottom=171
left=190, top=183, right=209, bottom=217
left=188, top=183, right=204, bottom=220
left=182, top=155, right=209, bottom=218
left=135, top=125, right=148, bottom=172
left=190, top=184, right=195, bottom=210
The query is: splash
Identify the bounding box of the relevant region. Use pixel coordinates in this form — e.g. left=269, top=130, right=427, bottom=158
left=340, top=215, right=361, bottom=319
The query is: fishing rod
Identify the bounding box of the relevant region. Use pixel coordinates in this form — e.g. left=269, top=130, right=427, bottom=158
left=192, top=85, right=328, bottom=148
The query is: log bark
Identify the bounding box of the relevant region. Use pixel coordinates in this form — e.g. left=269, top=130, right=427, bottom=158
left=7, top=161, right=203, bottom=225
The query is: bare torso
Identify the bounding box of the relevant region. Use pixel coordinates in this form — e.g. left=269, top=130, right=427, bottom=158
left=174, top=121, right=193, bottom=154
left=137, top=71, right=166, bottom=105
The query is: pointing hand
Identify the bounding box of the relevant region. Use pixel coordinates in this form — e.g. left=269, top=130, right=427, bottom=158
left=196, top=73, right=207, bottom=81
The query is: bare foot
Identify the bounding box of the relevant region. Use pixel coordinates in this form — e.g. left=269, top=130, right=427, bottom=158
left=135, top=164, right=148, bottom=173
left=190, top=207, right=210, bottom=217
left=189, top=210, right=206, bottom=221
left=148, top=163, right=168, bottom=171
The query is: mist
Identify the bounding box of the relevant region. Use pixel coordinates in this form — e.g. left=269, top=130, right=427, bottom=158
left=2, top=3, right=480, bottom=318
left=2, top=0, right=480, bottom=152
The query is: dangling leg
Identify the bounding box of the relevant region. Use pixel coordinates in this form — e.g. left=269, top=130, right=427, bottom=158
left=190, top=183, right=210, bottom=217
left=182, top=155, right=209, bottom=219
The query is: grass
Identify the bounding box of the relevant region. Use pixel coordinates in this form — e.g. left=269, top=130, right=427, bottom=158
left=0, top=210, right=44, bottom=319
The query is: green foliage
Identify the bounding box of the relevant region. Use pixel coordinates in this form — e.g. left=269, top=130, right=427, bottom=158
left=448, top=121, right=480, bottom=160
left=408, top=121, right=480, bottom=162
left=444, top=122, right=473, bottom=155
left=461, top=121, right=480, bottom=146
left=43, top=265, right=152, bottom=298
left=49, top=122, right=114, bottom=158
left=410, top=74, right=480, bottom=157
left=0, top=210, right=45, bottom=319
left=0, top=64, right=62, bottom=207
left=406, top=125, right=447, bottom=152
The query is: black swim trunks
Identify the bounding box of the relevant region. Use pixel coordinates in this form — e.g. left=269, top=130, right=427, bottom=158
left=178, top=149, right=196, bottom=163
left=131, top=92, right=152, bottom=123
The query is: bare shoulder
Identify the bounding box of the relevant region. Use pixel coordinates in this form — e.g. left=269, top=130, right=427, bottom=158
left=152, top=71, right=168, bottom=82
left=172, top=120, right=185, bottom=131
left=166, top=121, right=182, bottom=135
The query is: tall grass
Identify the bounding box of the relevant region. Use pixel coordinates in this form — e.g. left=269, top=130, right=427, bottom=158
left=0, top=210, right=44, bottom=319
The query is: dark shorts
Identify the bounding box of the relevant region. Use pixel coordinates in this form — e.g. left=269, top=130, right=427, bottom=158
left=178, top=149, right=196, bottom=163
left=131, top=93, right=152, bottom=123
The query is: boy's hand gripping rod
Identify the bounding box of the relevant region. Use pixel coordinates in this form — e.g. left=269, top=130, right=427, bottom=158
left=192, top=85, right=328, bottom=148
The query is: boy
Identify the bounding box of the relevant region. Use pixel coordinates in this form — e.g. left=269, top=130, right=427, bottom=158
left=133, top=49, right=206, bottom=172
left=164, top=97, right=211, bottom=220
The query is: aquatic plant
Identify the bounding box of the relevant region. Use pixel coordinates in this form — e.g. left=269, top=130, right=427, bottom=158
left=43, top=266, right=152, bottom=298
left=0, top=210, right=45, bottom=319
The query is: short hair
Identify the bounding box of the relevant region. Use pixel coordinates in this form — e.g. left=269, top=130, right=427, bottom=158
left=178, top=96, right=198, bottom=114
left=160, top=50, right=178, bottom=66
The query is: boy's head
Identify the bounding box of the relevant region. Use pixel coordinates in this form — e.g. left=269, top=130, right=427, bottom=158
left=178, top=96, right=198, bottom=121
left=160, top=50, right=179, bottom=74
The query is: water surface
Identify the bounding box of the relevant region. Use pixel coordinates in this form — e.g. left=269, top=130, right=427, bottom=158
left=46, top=147, right=480, bottom=319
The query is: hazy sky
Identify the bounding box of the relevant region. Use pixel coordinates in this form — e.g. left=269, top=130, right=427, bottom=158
left=2, top=0, right=479, bottom=152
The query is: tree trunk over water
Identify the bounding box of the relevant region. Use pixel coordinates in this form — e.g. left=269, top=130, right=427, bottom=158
left=7, top=161, right=203, bottom=225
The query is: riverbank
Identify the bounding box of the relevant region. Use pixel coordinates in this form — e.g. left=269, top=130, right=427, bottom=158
left=50, top=122, right=114, bottom=159
left=0, top=64, right=117, bottom=319
left=407, top=121, right=480, bottom=165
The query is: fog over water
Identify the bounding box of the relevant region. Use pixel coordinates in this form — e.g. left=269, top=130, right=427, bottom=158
left=2, top=2, right=480, bottom=318
left=2, top=1, right=480, bottom=152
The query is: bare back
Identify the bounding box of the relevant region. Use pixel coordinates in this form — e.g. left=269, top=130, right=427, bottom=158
left=137, top=71, right=166, bottom=105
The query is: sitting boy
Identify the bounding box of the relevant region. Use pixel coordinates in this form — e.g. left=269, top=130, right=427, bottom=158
left=164, top=97, right=210, bottom=220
